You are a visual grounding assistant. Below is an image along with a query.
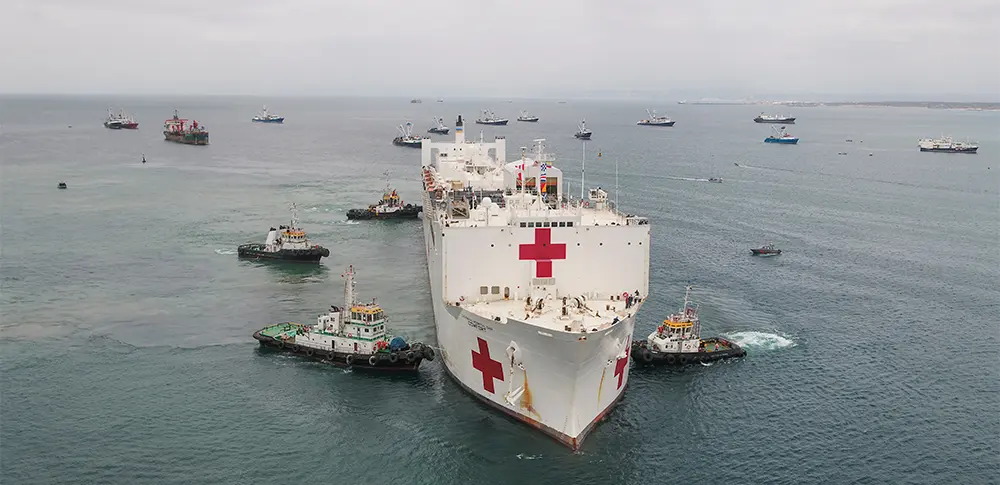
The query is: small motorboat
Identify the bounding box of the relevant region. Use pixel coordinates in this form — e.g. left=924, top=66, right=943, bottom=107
left=58, top=182, right=67, bottom=189
left=708, top=178, right=722, bottom=183
left=750, top=244, right=781, bottom=256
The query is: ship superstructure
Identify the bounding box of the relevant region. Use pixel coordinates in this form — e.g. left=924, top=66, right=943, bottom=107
left=418, top=115, right=650, bottom=449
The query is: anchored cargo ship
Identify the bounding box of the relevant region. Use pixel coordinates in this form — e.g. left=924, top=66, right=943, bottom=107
left=419, top=115, right=650, bottom=450
left=163, top=110, right=209, bottom=145
left=754, top=113, right=796, bottom=123
left=918, top=136, right=978, bottom=153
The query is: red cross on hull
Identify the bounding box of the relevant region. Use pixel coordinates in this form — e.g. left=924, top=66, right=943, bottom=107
left=614, top=343, right=631, bottom=389
left=471, top=337, right=504, bottom=394
left=518, top=228, right=567, bottom=278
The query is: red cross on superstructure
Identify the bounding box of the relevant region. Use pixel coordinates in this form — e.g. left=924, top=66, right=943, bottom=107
left=471, top=337, right=504, bottom=394
left=518, top=228, right=567, bottom=278
left=614, top=345, right=630, bottom=389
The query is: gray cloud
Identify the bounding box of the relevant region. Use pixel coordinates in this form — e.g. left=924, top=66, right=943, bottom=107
left=2, top=0, right=997, bottom=99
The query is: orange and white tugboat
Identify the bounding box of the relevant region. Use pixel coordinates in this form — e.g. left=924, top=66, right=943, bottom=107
left=632, top=285, right=745, bottom=366
left=238, top=204, right=330, bottom=263
left=253, top=265, right=434, bottom=371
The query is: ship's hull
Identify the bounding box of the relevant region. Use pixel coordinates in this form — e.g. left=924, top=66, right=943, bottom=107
left=754, top=118, right=796, bottom=123
left=252, top=118, right=284, bottom=123
left=920, top=147, right=978, bottom=153
left=347, top=206, right=422, bottom=220
left=119, top=123, right=138, bottom=129
left=764, top=137, right=798, bottom=144
left=104, top=121, right=122, bottom=129
left=428, top=128, right=450, bottom=134
left=750, top=249, right=781, bottom=256
left=164, top=132, right=209, bottom=145
left=237, top=244, right=330, bottom=263
left=393, top=138, right=423, bottom=148
left=253, top=330, right=423, bottom=371
left=637, top=121, right=675, bottom=126
left=631, top=338, right=745, bottom=366
left=475, top=120, right=509, bottom=125
left=517, top=118, right=539, bottom=122
left=575, top=132, right=593, bottom=139
left=421, top=212, right=638, bottom=450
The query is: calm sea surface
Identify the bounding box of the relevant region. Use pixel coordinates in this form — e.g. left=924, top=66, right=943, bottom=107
left=1, top=96, right=998, bottom=484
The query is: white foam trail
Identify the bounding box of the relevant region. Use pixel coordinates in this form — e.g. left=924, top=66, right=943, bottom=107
left=214, top=248, right=237, bottom=255
left=724, top=331, right=796, bottom=351
left=324, top=219, right=360, bottom=225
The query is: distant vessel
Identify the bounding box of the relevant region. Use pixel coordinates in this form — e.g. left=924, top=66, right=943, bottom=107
left=411, top=99, right=422, bottom=104
left=517, top=110, right=539, bottom=122
left=918, top=136, right=978, bottom=153
left=58, top=182, right=67, bottom=189
left=163, top=110, right=208, bottom=145
left=764, top=126, right=798, bottom=144
left=754, top=113, right=796, bottom=124
left=708, top=178, right=722, bottom=183
left=238, top=204, right=330, bottom=263
left=104, top=108, right=138, bottom=129
left=632, top=285, right=746, bottom=366
left=428, top=117, right=450, bottom=134
left=475, top=109, right=509, bottom=125
left=253, top=265, right=433, bottom=371
left=574, top=119, right=592, bottom=139
left=393, top=122, right=424, bottom=148
left=347, top=173, right=422, bottom=220
left=750, top=244, right=781, bottom=256
left=636, top=109, right=675, bottom=126
left=251, top=105, right=284, bottom=123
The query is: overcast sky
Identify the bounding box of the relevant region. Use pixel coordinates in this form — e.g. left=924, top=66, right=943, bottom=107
left=2, top=0, right=998, bottom=99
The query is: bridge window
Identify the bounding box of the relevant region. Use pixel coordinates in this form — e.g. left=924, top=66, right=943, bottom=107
left=558, top=222, right=566, bottom=227
left=543, top=222, right=550, bottom=227
left=491, top=286, right=500, bottom=295
left=567, top=222, right=574, bottom=227
left=528, top=222, right=535, bottom=227
left=480, top=286, right=488, bottom=295
left=520, top=222, right=526, bottom=227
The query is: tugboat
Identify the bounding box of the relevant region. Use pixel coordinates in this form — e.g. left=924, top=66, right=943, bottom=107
left=636, top=109, right=675, bottom=126
left=517, top=110, right=539, bottom=122
left=253, top=265, right=434, bottom=371
left=251, top=105, right=284, bottom=123
left=57, top=182, right=67, bottom=189
left=392, top=122, right=424, bottom=148
left=632, top=285, right=746, bottom=366
left=574, top=119, right=592, bottom=139
left=750, top=244, right=781, bottom=256
left=237, top=204, right=330, bottom=263
left=475, top=109, right=509, bottom=125
left=163, top=110, right=209, bottom=145
left=347, top=172, right=422, bottom=220
left=104, top=108, right=139, bottom=129
left=918, top=136, right=978, bottom=153
left=764, top=126, right=798, bottom=144
left=754, top=113, right=796, bottom=124
left=427, top=117, right=450, bottom=135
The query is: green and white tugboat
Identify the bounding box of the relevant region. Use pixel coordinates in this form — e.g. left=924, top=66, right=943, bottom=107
left=253, top=265, right=434, bottom=371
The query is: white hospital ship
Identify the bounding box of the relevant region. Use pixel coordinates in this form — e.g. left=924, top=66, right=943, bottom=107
left=419, top=115, right=650, bottom=449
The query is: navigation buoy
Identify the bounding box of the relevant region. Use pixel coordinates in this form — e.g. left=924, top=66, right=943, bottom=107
left=142, top=153, right=146, bottom=164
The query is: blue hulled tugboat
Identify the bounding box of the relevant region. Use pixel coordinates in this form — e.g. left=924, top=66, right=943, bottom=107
left=253, top=265, right=434, bottom=371
left=764, top=126, right=798, bottom=144
left=632, top=285, right=746, bottom=366
left=238, top=204, right=330, bottom=263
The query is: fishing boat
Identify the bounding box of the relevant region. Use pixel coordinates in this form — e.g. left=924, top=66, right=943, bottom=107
left=237, top=204, right=330, bottom=263
left=347, top=172, right=422, bottom=220
left=251, top=105, right=284, bottom=123
left=104, top=108, right=139, bottom=129
left=57, top=182, right=67, bottom=189
left=253, top=265, right=434, bottom=371
left=475, top=109, right=509, bottom=125
left=750, top=244, right=781, bottom=256
left=428, top=117, right=450, bottom=134
left=517, top=110, right=539, bottom=122
left=708, top=178, right=723, bottom=183
left=918, top=136, right=978, bottom=153
left=411, top=99, right=423, bottom=104
left=163, top=110, right=209, bottom=145
left=632, top=285, right=746, bottom=366
left=393, top=122, right=424, bottom=148
left=764, top=126, right=798, bottom=144
left=754, top=113, right=796, bottom=123
left=574, top=119, right=592, bottom=139
left=636, top=109, right=675, bottom=126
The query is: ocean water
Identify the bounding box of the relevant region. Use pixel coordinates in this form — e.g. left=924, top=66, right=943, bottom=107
left=1, top=96, right=998, bottom=484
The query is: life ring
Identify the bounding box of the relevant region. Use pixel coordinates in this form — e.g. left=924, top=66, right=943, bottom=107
left=406, top=351, right=416, bottom=363
left=345, top=354, right=354, bottom=365
left=678, top=355, right=689, bottom=365
left=368, top=355, right=378, bottom=366
left=640, top=348, right=653, bottom=363
left=305, top=348, right=315, bottom=357
left=388, top=352, right=399, bottom=364
left=665, top=354, right=676, bottom=365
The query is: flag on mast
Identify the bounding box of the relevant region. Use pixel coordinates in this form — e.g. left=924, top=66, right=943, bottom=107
left=539, top=161, right=547, bottom=194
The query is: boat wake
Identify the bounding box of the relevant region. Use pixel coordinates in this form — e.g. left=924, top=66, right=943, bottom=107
left=323, top=219, right=361, bottom=225
left=723, top=331, right=795, bottom=351
left=214, top=248, right=237, bottom=255
left=665, top=176, right=713, bottom=183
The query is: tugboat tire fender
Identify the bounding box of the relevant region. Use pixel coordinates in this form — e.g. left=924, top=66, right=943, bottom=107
left=277, top=341, right=285, bottom=350
left=665, top=354, right=676, bottom=365
left=305, top=348, right=314, bottom=357
left=406, top=351, right=416, bottom=363
left=640, top=348, right=653, bottom=363
left=368, top=355, right=378, bottom=366
left=291, top=345, right=301, bottom=353
left=388, top=352, right=399, bottom=364
left=423, top=347, right=435, bottom=361
left=679, top=355, right=689, bottom=365
left=345, top=354, right=354, bottom=366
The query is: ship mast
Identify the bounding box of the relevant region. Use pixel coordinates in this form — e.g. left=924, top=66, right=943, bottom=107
left=289, top=202, right=299, bottom=229
left=343, top=265, right=356, bottom=311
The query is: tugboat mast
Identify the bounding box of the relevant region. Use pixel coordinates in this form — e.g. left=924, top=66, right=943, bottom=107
left=343, top=265, right=356, bottom=310
left=289, top=203, right=299, bottom=229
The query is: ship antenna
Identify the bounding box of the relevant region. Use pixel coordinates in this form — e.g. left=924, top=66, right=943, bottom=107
left=289, top=202, right=298, bottom=228
left=343, top=265, right=356, bottom=309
